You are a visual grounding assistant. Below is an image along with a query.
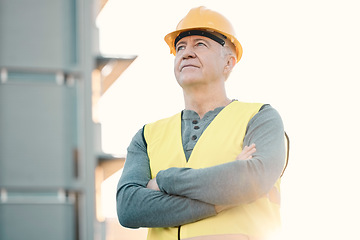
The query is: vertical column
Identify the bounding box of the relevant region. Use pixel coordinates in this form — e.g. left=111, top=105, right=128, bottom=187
left=0, top=0, right=96, bottom=239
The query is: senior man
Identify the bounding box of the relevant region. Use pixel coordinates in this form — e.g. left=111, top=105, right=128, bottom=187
left=117, top=6, right=287, bottom=240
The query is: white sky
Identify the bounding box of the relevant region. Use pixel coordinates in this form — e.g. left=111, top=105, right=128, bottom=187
left=96, top=1, right=360, bottom=239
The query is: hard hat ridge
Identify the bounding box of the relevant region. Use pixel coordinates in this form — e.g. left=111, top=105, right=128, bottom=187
left=174, top=29, right=226, bottom=48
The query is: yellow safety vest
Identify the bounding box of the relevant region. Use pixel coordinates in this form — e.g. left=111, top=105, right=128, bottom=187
left=144, top=101, right=281, bottom=240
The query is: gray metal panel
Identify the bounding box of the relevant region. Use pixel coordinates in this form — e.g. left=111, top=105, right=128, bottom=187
left=0, top=0, right=77, bottom=70
left=0, top=83, right=77, bottom=188
left=0, top=0, right=97, bottom=238
left=0, top=202, right=75, bottom=240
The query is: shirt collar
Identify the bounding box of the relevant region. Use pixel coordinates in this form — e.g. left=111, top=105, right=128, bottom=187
left=182, top=106, right=225, bottom=120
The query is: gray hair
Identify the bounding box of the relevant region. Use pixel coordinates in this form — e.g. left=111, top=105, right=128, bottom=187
left=221, top=39, right=237, bottom=80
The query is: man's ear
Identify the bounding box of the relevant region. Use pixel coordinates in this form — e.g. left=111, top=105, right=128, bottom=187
left=224, top=55, right=236, bottom=75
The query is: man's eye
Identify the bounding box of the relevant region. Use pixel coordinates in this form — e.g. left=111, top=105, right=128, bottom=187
left=196, top=42, right=206, bottom=47
left=176, top=45, right=185, bottom=52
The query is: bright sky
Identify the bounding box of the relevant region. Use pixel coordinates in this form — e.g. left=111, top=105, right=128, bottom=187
left=96, top=1, right=360, bottom=239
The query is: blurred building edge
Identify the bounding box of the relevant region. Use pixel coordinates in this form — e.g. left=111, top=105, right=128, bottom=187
left=0, top=0, right=137, bottom=239
left=93, top=55, right=138, bottom=239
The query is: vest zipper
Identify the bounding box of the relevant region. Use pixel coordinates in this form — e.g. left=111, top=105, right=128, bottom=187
left=178, top=225, right=181, bottom=240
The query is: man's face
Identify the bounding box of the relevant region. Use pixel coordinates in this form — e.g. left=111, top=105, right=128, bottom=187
left=174, top=35, right=227, bottom=89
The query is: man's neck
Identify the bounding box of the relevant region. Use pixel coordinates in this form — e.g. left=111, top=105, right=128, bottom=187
left=183, top=89, right=231, bottom=119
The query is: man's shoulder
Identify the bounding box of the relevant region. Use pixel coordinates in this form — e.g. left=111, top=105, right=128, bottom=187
left=228, top=101, right=265, bottom=116
left=232, top=100, right=264, bottom=108
left=248, top=103, right=283, bottom=127
left=233, top=101, right=275, bottom=114
left=146, top=112, right=182, bottom=127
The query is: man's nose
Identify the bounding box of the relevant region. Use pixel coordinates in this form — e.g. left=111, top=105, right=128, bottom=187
left=182, top=46, right=196, bottom=59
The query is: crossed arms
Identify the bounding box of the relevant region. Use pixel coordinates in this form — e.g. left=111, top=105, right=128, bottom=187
left=116, top=105, right=285, bottom=228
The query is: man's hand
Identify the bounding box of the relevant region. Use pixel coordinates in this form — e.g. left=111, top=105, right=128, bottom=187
left=235, top=143, right=256, bottom=161
left=147, top=178, right=160, bottom=191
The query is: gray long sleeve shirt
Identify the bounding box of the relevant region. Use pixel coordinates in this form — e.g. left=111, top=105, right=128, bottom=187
left=117, top=103, right=286, bottom=229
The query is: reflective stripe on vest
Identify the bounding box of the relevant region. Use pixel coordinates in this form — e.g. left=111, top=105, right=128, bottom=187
left=144, top=101, right=281, bottom=240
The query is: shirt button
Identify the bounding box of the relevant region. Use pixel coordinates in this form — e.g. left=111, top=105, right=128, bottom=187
left=191, top=135, right=197, bottom=140
left=194, top=126, right=200, bottom=130
left=192, top=120, right=198, bottom=124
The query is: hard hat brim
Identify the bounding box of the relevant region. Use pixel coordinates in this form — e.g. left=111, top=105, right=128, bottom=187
left=164, top=27, right=243, bottom=63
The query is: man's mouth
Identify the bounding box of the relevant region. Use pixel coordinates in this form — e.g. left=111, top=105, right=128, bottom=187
left=181, top=65, right=199, bottom=72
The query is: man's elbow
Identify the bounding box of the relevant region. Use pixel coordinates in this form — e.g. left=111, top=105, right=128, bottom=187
left=116, top=190, right=140, bottom=229
left=117, top=204, right=140, bottom=229
left=247, top=170, right=282, bottom=203
left=230, top=170, right=280, bottom=204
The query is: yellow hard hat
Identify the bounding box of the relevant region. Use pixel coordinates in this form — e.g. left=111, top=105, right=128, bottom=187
left=164, top=6, right=243, bottom=63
